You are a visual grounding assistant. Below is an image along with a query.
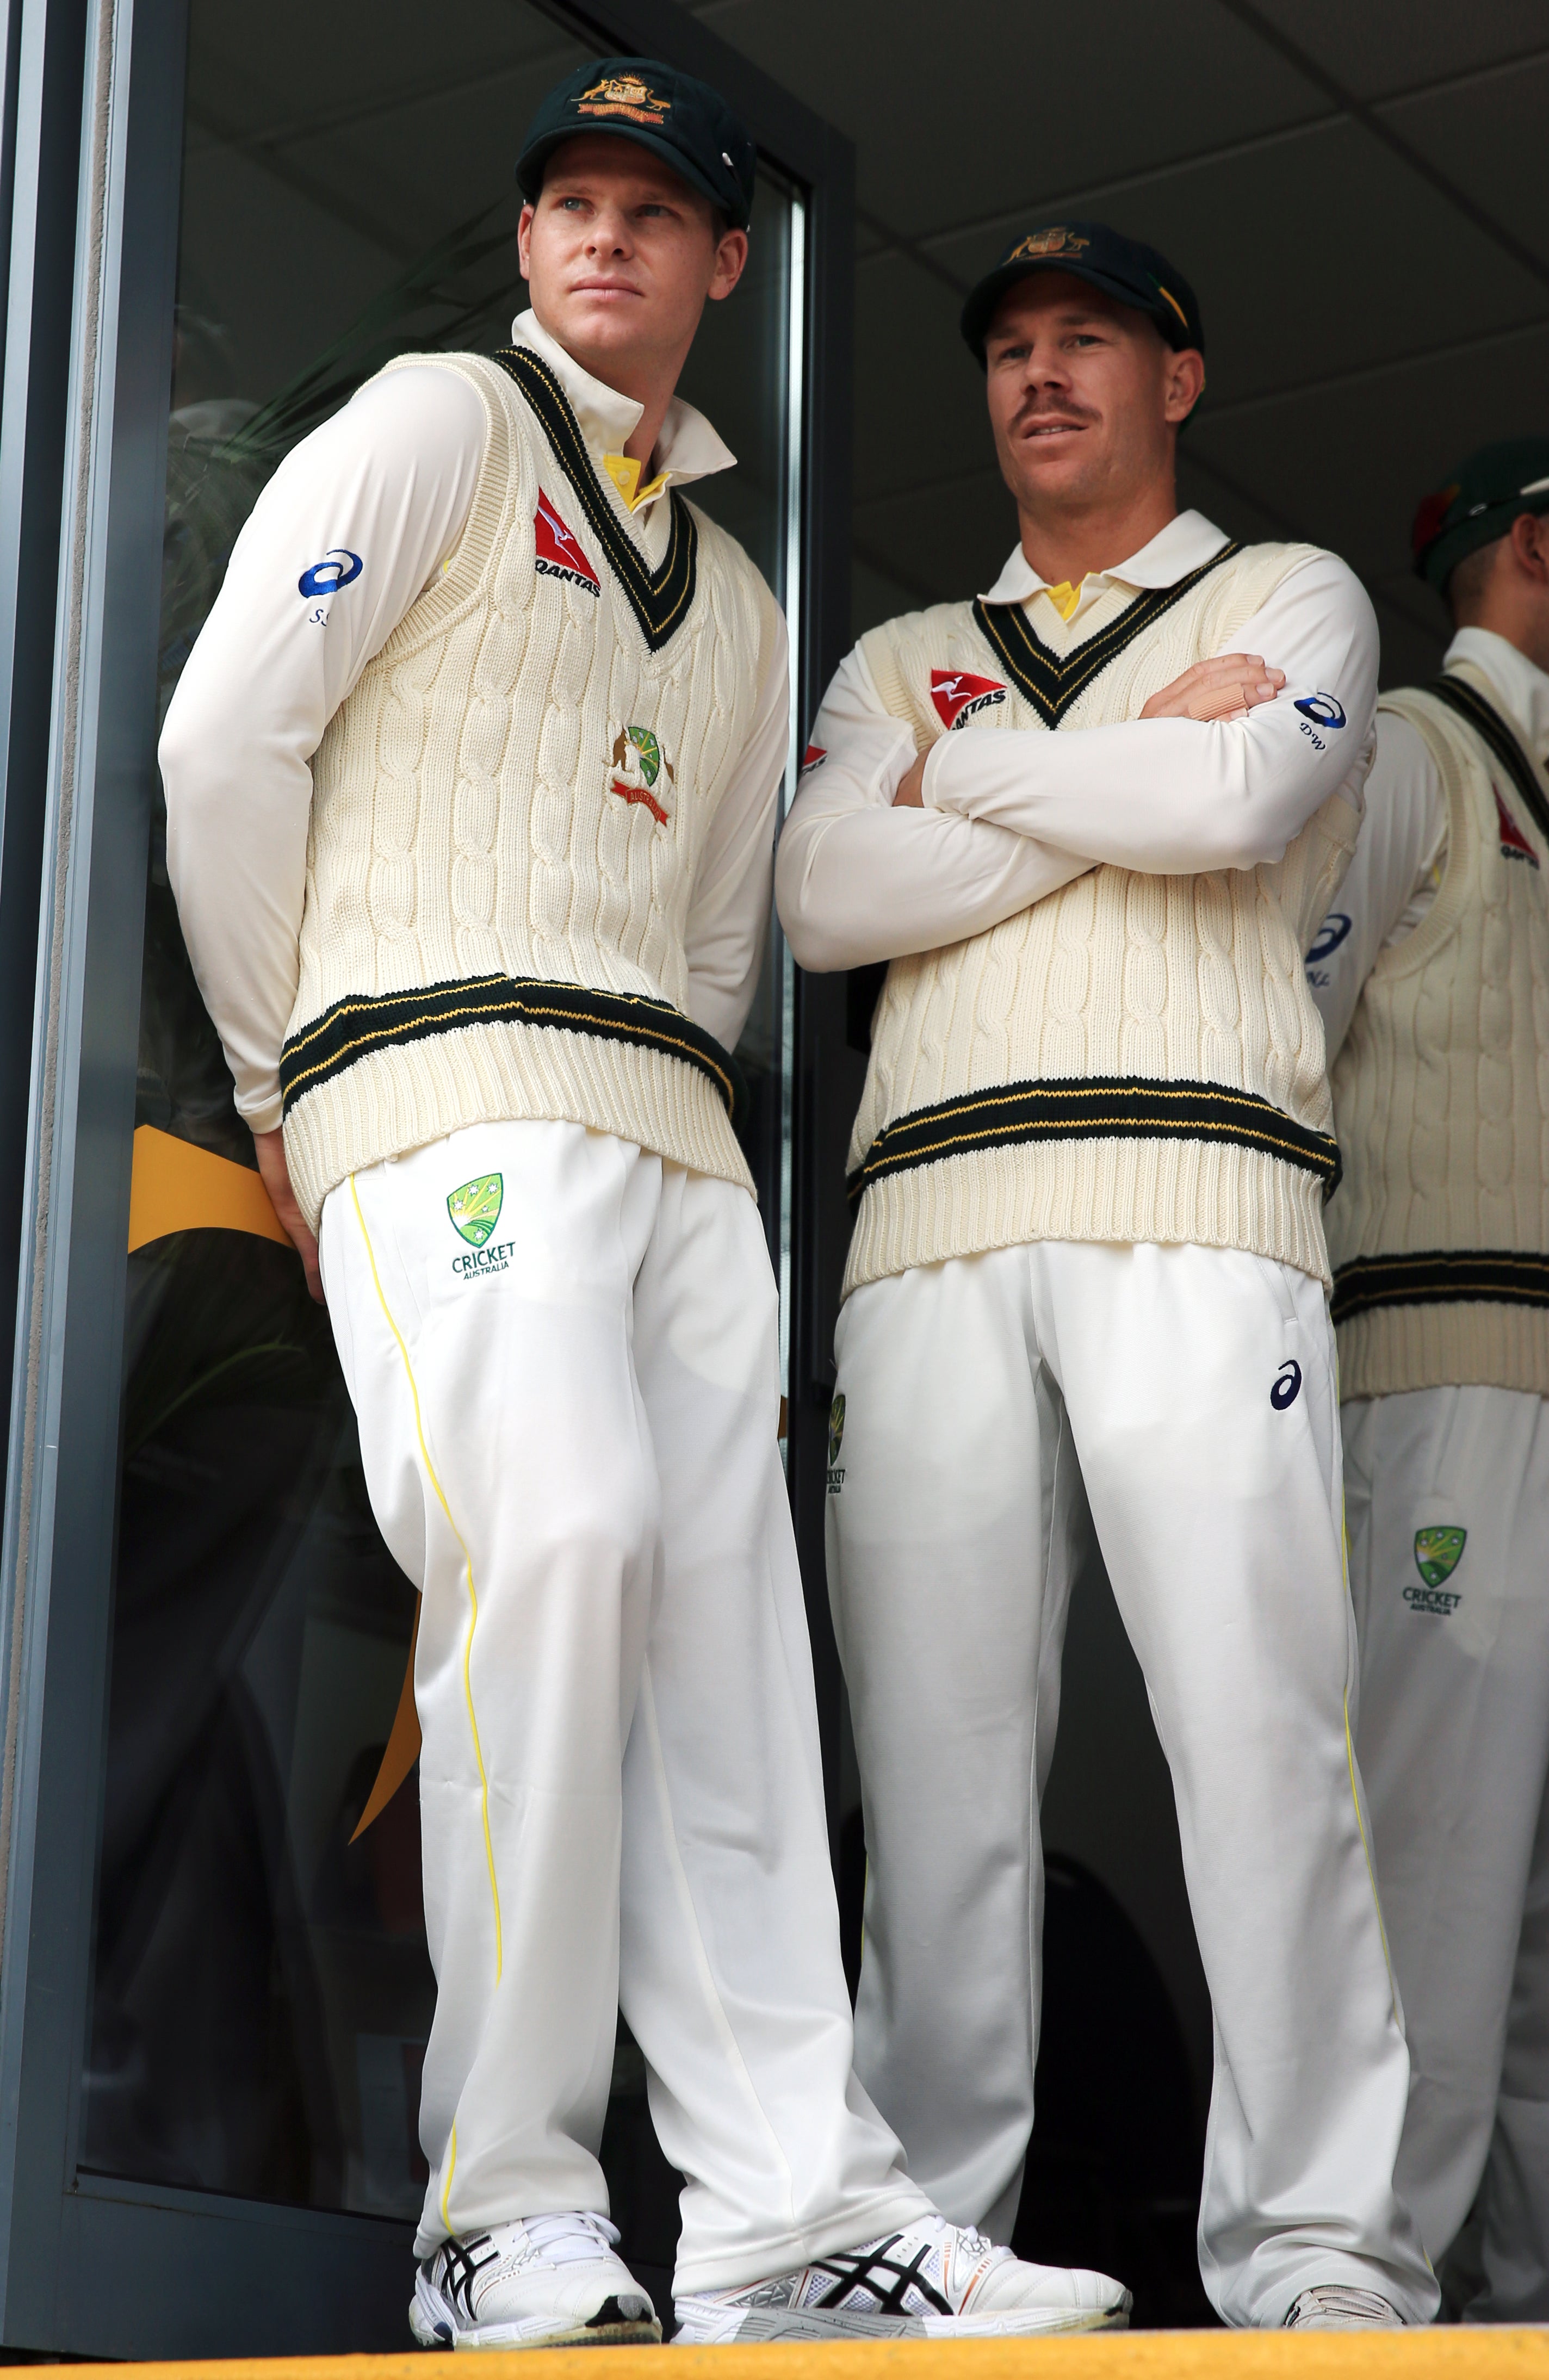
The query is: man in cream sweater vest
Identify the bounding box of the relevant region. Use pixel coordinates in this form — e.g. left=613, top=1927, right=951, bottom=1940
left=778, top=222, right=1438, bottom=2331
left=159, top=63, right=1129, bottom=2352
left=1309, top=441, right=1549, bottom=2321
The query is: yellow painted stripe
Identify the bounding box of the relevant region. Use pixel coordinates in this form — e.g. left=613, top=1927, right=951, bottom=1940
left=25, top=2327, right=1549, bottom=2379
left=348, top=1177, right=503, bottom=2007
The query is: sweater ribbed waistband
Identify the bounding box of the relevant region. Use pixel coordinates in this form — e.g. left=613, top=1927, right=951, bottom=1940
left=848, top=1074, right=1341, bottom=1210
left=282, top=971, right=746, bottom=1127
left=280, top=994, right=753, bottom=1232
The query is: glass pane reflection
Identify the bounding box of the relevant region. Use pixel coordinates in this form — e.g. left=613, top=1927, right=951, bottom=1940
left=83, top=0, right=796, bottom=2232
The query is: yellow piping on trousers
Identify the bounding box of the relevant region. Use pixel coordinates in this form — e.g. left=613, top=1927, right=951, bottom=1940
left=348, top=1176, right=504, bottom=2001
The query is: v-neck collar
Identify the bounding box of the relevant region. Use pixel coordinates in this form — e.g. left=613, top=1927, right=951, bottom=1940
left=493, top=345, right=700, bottom=654
left=972, top=540, right=1243, bottom=728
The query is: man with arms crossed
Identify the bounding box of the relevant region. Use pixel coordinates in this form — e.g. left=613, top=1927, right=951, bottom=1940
left=160, top=69, right=1127, bottom=2351
left=1310, top=442, right=1549, bottom=2321
left=778, top=221, right=1438, bottom=2331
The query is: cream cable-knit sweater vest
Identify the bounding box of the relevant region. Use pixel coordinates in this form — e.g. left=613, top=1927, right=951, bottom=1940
left=279, top=346, right=778, bottom=1229
left=844, top=541, right=1361, bottom=1298
left=1327, top=662, right=1549, bottom=1396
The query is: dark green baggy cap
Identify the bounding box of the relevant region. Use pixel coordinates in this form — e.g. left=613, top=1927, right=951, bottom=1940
left=516, top=58, right=755, bottom=231
left=1411, top=438, right=1549, bottom=591
left=960, top=220, right=1204, bottom=365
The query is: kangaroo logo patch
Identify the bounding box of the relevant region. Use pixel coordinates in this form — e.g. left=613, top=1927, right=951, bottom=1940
left=448, top=1174, right=504, bottom=1248
left=611, top=724, right=674, bottom=825
left=1496, top=790, right=1539, bottom=867
left=534, top=492, right=601, bottom=594
left=930, top=668, right=1006, bottom=731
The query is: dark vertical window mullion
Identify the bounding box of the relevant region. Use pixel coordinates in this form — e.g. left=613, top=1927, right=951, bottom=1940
left=0, top=0, right=187, bottom=2346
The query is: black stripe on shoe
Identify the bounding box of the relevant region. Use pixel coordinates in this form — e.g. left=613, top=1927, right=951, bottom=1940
left=808, top=2237, right=954, bottom=2320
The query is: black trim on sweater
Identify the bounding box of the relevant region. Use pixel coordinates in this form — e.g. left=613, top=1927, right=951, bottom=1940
left=970, top=542, right=1244, bottom=728
left=1424, top=674, right=1549, bottom=849
left=1331, top=1249, right=1549, bottom=1325
left=280, top=974, right=745, bottom=1128
left=846, top=1074, right=1341, bottom=1211
left=492, top=346, right=698, bottom=653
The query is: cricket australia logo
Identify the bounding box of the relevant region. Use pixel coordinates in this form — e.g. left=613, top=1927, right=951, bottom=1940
left=447, top=1175, right=515, bottom=1281
left=826, top=1393, right=846, bottom=1496
left=611, top=724, right=675, bottom=825
left=930, top=668, right=1006, bottom=731
left=1405, top=1524, right=1466, bottom=1616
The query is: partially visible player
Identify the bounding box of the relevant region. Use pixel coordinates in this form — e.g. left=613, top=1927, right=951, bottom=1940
left=778, top=220, right=1440, bottom=2332
left=1309, top=440, right=1549, bottom=2321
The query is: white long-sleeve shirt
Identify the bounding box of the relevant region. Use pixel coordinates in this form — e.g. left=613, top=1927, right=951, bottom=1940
left=1306, top=625, right=1549, bottom=1064
left=162, top=308, right=786, bottom=1132
left=778, top=510, right=1377, bottom=972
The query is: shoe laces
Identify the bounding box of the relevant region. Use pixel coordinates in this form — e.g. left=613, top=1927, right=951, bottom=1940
left=518, top=2211, right=622, bottom=2267
left=1286, top=2286, right=1398, bottom=2328
left=914, top=2217, right=1003, bottom=2269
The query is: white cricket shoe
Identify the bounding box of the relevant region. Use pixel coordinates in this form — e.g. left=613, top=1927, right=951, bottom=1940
left=1284, top=2286, right=1404, bottom=2329
left=672, top=2215, right=1130, bottom=2342
left=410, top=2212, right=661, bottom=2350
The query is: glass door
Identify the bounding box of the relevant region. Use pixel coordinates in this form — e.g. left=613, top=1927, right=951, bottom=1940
left=0, top=0, right=853, bottom=2354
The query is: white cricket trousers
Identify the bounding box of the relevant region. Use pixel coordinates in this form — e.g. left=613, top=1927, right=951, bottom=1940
left=828, top=1237, right=1438, bottom=2330
left=1345, top=1384, right=1549, bottom=2314
left=319, top=1119, right=928, bottom=2289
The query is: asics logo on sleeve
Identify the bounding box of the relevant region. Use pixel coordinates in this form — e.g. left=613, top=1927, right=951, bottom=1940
left=298, top=549, right=363, bottom=598
left=1306, top=913, right=1352, bottom=963
left=1292, top=691, right=1345, bottom=754
left=930, top=668, right=1006, bottom=730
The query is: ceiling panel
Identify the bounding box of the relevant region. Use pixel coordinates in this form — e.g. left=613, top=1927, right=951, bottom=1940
left=1241, top=0, right=1549, bottom=102
left=692, top=0, right=1324, bottom=235
left=693, top=0, right=1535, bottom=701
left=1379, top=55, right=1549, bottom=269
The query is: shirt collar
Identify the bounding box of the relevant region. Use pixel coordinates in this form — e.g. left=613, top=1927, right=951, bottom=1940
left=510, top=309, right=736, bottom=510
left=978, top=509, right=1230, bottom=605
left=1444, top=626, right=1549, bottom=770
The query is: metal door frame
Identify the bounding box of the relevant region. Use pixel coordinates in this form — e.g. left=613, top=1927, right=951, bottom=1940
left=0, top=0, right=855, bottom=2352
